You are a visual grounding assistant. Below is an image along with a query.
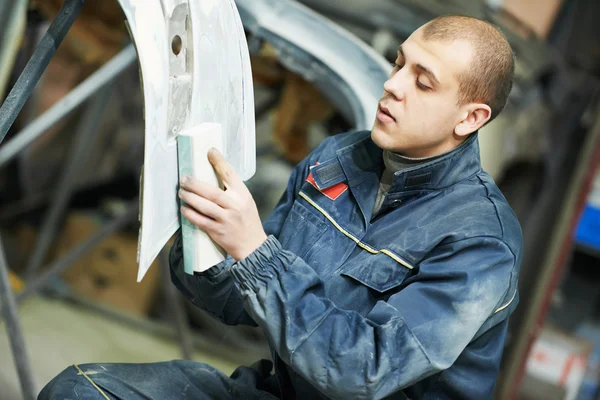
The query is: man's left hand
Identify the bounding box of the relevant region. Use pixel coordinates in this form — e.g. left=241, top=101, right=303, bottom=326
left=178, top=148, right=268, bottom=261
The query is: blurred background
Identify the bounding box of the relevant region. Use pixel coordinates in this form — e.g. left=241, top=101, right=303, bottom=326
left=0, top=0, right=599, bottom=399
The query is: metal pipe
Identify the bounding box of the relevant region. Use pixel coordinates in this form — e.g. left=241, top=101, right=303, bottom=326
left=17, top=201, right=138, bottom=303
left=0, top=0, right=28, bottom=99
left=0, top=45, right=137, bottom=169
left=24, top=85, right=115, bottom=280
left=0, top=1, right=11, bottom=30
left=0, top=236, right=37, bottom=400
left=160, top=250, right=194, bottom=360
left=0, top=0, right=86, bottom=144
left=0, top=191, right=52, bottom=223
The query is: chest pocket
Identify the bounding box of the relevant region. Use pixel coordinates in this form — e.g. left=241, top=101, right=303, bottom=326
left=340, top=252, right=412, bottom=295
left=278, top=200, right=328, bottom=259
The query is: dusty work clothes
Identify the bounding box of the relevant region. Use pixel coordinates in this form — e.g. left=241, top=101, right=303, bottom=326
left=171, top=131, right=522, bottom=399
left=38, top=360, right=279, bottom=399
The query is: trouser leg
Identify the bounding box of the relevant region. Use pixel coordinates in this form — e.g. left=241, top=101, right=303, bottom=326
left=38, top=360, right=279, bottom=400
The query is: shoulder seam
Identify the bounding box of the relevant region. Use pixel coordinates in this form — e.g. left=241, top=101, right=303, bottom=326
left=476, top=174, right=505, bottom=239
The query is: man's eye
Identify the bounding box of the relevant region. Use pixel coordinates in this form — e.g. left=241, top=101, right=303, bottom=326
left=416, top=80, right=431, bottom=91
left=391, top=63, right=402, bottom=70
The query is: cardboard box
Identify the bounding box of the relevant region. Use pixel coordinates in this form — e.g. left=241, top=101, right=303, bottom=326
left=54, top=212, right=161, bottom=316
left=519, top=325, right=593, bottom=400
left=502, top=0, right=564, bottom=39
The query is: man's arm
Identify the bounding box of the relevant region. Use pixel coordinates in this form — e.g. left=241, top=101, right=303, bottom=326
left=228, top=235, right=515, bottom=399
left=170, top=142, right=320, bottom=326
left=169, top=234, right=255, bottom=326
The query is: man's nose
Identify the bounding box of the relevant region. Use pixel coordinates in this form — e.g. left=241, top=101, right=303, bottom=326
left=383, top=70, right=408, bottom=100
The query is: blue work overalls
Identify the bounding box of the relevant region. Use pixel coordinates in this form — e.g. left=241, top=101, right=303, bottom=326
left=40, top=131, right=521, bottom=400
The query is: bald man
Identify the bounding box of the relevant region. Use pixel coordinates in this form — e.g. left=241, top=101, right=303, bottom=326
left=40, top=15, right=521, bottom=400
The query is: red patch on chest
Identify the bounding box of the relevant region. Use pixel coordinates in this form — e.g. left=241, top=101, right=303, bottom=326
left=306, top=168, right=348, bottom=201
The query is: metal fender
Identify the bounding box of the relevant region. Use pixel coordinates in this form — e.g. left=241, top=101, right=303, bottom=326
left=116, top=0, right=256, bottom=281
left=236, top=0, right=391, bottom=129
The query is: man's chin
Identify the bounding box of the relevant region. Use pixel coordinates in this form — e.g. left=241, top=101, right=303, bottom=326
left=371, top=125, right=391, bottom=150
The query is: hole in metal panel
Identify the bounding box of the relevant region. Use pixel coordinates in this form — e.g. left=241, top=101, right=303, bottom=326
left=172, top=35, right=183, bottom=55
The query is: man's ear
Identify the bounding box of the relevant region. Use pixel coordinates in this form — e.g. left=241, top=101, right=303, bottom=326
left=454, top=104, right=491, bottom=137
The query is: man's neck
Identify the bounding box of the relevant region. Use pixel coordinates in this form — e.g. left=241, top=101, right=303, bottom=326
left=383, top=150, right=440, bottom=175
left=394, top=134, right=469, bottom=159
left=371, top=138, right=469, bottom=218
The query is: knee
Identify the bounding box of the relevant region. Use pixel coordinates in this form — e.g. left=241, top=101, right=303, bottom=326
left=38, top=365, right=100, bottom=400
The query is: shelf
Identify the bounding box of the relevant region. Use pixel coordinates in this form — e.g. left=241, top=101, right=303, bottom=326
left=575, top=242, right=600, bottom=260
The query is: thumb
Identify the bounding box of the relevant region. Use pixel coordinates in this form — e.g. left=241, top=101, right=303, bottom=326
left=207, top=148, right=244, bottom=191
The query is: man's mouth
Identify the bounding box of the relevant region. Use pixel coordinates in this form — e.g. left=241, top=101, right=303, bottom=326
left=377, top=103, right=396, bottom=123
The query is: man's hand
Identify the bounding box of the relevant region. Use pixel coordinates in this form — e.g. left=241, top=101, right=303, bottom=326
left=178, top=148, right=268, bottom=261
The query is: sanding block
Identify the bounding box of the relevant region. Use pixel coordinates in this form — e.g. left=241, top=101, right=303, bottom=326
left=177, top=123, right=226, bottom=274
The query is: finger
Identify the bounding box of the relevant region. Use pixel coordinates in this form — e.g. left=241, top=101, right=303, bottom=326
left=179, top=189, right=225, bottom=220
left=208, top=148, right=244, bottom=191
left=181, top=205, right=218, bottom=232
left=180, top=176, right=234, bottom=208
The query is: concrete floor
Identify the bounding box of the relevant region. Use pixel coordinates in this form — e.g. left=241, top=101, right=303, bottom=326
left=0, top=297, right=241, bottom=400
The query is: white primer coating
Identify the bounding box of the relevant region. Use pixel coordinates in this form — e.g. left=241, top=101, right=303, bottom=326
left=116, top=0, right=256, bottom=281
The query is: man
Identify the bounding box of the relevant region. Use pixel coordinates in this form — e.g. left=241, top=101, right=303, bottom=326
left=40, top=15, right=521, bottom=400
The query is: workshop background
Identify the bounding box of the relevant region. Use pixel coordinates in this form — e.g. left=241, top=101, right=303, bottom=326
left=0, top=0, right=599, bottom=399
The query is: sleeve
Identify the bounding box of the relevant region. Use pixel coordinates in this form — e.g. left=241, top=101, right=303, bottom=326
left=229, top=235, right=516, bottom=399
left=169, top=139, right=324, bottom=326
left=169, top=234, right=255, bottom=326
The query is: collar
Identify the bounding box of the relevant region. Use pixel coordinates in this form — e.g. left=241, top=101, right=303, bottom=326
left=386, top=133, right=481, bottom=194
left=328, top=131, right=482, bottom=193
left=310, top=136, right=382, bottom=225
left=309, top=131, right=481, bottom=224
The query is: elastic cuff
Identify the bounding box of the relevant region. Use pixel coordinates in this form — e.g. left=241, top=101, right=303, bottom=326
left=230, top=235, right=282, bottom=292
left=193, top=256, right=233, bottom=278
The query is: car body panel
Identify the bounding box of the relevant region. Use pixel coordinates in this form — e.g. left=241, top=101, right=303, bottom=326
left=117, top=0, right=256, bottom=280
left=236, top=0, right=392, bottom=130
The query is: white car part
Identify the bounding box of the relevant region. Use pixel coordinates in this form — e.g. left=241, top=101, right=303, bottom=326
left=117, top=0, right=256, bottom=281
left=236, top=0, right=392, bottom=130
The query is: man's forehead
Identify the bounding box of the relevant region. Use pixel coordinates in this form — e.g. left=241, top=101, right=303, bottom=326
left=398, top=33, right=473, bottom=83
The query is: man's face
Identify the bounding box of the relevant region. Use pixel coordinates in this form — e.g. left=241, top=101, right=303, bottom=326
left=371, top=28, right=474, bottom=158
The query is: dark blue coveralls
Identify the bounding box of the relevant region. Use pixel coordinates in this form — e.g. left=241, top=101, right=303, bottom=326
left=39, top=131, right=522, bottom=399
